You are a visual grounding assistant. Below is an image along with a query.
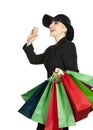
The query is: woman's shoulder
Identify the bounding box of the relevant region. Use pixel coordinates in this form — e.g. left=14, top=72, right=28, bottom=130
left=60, top=39, right=77, bottom=54
left=63, top=39, right=76, bottom=48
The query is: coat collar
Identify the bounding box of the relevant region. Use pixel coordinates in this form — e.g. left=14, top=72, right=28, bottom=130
left=54, top=36, right=67, bottom=48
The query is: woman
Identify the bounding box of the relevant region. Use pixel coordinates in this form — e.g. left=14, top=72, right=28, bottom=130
left=23, top=14, right=79, bottom=130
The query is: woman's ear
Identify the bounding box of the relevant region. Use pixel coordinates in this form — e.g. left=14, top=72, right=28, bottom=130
left=63, top=25, right=67, bottom=34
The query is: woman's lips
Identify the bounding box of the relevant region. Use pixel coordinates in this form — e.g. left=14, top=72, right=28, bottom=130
left=50, top=30, right=54, bottom=32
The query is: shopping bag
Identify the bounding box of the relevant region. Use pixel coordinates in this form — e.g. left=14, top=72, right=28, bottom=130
left=69, top=74, right=93, bottom=105
left=66, top=70, right=93, bottom=87
left=45, top=81, right=59, bottom=130
left=21, top=82, right=43, bottom=101
left=61, top=73, right=92, bottom=122
left=56, top=82, right=75, bottom=128
left=31, top=80, right=52, bottom=124
left=81, top=81, right=93, bottom=92
left=18, top=80, right=48, bottom=118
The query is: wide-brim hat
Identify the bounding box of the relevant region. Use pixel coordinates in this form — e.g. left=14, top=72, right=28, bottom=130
left=42, top=14, right=74, bottom=41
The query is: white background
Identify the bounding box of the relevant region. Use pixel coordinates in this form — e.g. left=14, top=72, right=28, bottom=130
left=0, top=0, right=93, bottom=130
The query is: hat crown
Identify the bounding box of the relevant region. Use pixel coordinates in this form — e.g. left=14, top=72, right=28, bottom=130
left=54, top=14, right=71, bottom=25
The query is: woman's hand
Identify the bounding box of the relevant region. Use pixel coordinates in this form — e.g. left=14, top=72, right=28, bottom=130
left=26, top=27, right=38, bottom=46
left=54, top=68, right=64, bottom=78
left=53, top=68, right=61, bottom=83
left=55, top=68, right=64, bottom=74
left=54, top=68, right=60, bottom=79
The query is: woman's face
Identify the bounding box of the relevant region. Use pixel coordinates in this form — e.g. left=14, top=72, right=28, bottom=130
left=49, top=21, right=67, bottom=38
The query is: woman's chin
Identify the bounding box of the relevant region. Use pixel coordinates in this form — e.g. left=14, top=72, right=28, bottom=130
left=50, top=33, right=55, bottom=37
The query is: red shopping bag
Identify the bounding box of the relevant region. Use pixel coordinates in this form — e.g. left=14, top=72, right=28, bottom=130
left=45, top=82, right=62, bottom=130
left=61, top=73, right=92, bottom=122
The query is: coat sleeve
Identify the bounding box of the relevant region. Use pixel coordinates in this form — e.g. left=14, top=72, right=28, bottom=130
left=62, top=43, right=79, bottom=72
left=23, top=43, right=48, bottom=64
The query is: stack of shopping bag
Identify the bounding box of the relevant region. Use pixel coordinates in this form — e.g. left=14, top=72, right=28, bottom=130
left=18, top=70, right=93, bottom=130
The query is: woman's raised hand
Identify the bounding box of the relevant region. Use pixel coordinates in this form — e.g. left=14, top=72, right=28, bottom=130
left=26, top=27, right=38, bottom=46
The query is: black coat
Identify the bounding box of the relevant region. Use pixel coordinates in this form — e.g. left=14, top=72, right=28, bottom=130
left=23, top=37, right=79, bottom=78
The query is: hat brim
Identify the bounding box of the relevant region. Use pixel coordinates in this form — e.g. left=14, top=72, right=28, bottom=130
left=42, top=14, right=54, bottom=28
left=42, top=14, right=74, bottom=41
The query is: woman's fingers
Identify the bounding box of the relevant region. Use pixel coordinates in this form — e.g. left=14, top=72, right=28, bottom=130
left=27, top=27, right=38, bottom=45
left=55, top=68, right=59, bottom=73
left=55, top=68, right=64, bottom=75
left=32, top=27, right=38, bottom=35
left=53, top=68, right=64, bottom=80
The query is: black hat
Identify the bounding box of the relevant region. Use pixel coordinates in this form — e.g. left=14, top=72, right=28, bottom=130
left=42, top=14, right=74, bottom=41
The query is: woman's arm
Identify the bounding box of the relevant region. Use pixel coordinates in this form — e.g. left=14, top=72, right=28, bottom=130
left=23, top=43, right=48, bottom=64
left=23, top=27, right=48, bottom=64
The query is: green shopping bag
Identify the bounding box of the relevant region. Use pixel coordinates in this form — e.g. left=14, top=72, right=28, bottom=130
left=66, top=70, right=93, bottom=87
left=31, top=80, right=52, bottom=124
left=21, top=82, right=43, bottom=101
left=56, top=82, right=76, bottom=128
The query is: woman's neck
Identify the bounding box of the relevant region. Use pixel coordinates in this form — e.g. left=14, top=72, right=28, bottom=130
left=55, top=33, right=66, bottom=43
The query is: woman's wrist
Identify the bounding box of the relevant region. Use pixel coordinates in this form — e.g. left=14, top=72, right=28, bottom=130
left=26, top=42, right=32, bottom=47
